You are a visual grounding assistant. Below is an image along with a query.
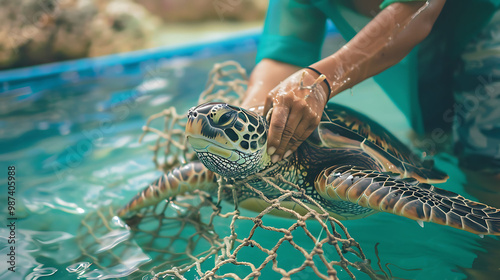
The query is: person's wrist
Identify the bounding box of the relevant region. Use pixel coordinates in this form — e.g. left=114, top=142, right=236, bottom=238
left=304, top=67, right=332, bottom=101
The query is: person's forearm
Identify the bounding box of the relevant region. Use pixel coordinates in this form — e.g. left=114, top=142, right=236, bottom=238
left=241, top=59, right=301, bottom=109
left=313, top=0, right=446, bottom=98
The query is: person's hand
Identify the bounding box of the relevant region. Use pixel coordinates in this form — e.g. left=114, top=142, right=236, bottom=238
left=264, top=69, right=330, bottom=163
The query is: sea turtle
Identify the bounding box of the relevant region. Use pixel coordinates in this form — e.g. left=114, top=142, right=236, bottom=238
left=118, top=102, right=500, bottom=236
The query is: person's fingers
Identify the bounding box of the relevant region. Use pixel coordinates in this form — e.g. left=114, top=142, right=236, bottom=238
left=263, top=69, right=329, bottom=163
left=263, top=91, right=274, bottom=119
left=271, top=102, right=305, bottom=161
left=284, top=118, right=313, bottom=154
left=285, top=106, right=322, bottom=153
left=267, top=101, right=290, bottom=160
left=287, top=124, right=317, bottom=153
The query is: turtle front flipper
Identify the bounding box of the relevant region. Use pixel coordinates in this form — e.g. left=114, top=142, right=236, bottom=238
left=117, top=162, right=217, bottom=218
left=315, top=165, right=500, bottom=236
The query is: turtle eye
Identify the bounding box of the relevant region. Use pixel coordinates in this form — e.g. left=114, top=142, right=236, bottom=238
left=217, top=111, right=236, bottom=126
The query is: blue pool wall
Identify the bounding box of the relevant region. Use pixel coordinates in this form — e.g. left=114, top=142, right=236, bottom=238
left=0, top=22, right=339, bottom=94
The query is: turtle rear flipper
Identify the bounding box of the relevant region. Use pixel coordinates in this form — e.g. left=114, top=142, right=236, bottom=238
left=315, top=165, right=500, bottom=236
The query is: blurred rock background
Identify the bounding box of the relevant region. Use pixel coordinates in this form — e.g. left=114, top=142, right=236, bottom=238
left=0, top=0, right=266, bottom=70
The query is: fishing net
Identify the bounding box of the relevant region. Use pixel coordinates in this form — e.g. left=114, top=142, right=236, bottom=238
left=77, top=61, right=394, bottom=280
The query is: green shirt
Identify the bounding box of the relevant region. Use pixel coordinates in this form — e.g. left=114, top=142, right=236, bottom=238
left=257, top=0, right=500, bottom=133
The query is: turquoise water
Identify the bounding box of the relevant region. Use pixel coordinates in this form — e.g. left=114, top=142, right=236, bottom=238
left=1, top=35, right=499, bottom=280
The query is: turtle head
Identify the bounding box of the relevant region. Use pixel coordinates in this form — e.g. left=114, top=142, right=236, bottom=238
left=186, top=102, right=270, bottom=178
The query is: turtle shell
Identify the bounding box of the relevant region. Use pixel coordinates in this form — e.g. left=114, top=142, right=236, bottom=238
left=306, top=103, right=448, bottom=183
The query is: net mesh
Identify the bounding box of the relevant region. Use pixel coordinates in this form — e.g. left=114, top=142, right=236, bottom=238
left=77, top=61, right=394, bottom=280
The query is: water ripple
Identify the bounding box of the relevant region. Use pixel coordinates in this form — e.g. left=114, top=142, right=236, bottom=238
left=25, top=265, right=57, bottom=280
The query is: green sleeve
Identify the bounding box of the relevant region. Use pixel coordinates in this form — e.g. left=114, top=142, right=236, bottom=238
left=380, top=0, right=427, bottom=10
left=381, top=0, right=500, bottom=10
left=256, top=0, right=327, bottom=67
